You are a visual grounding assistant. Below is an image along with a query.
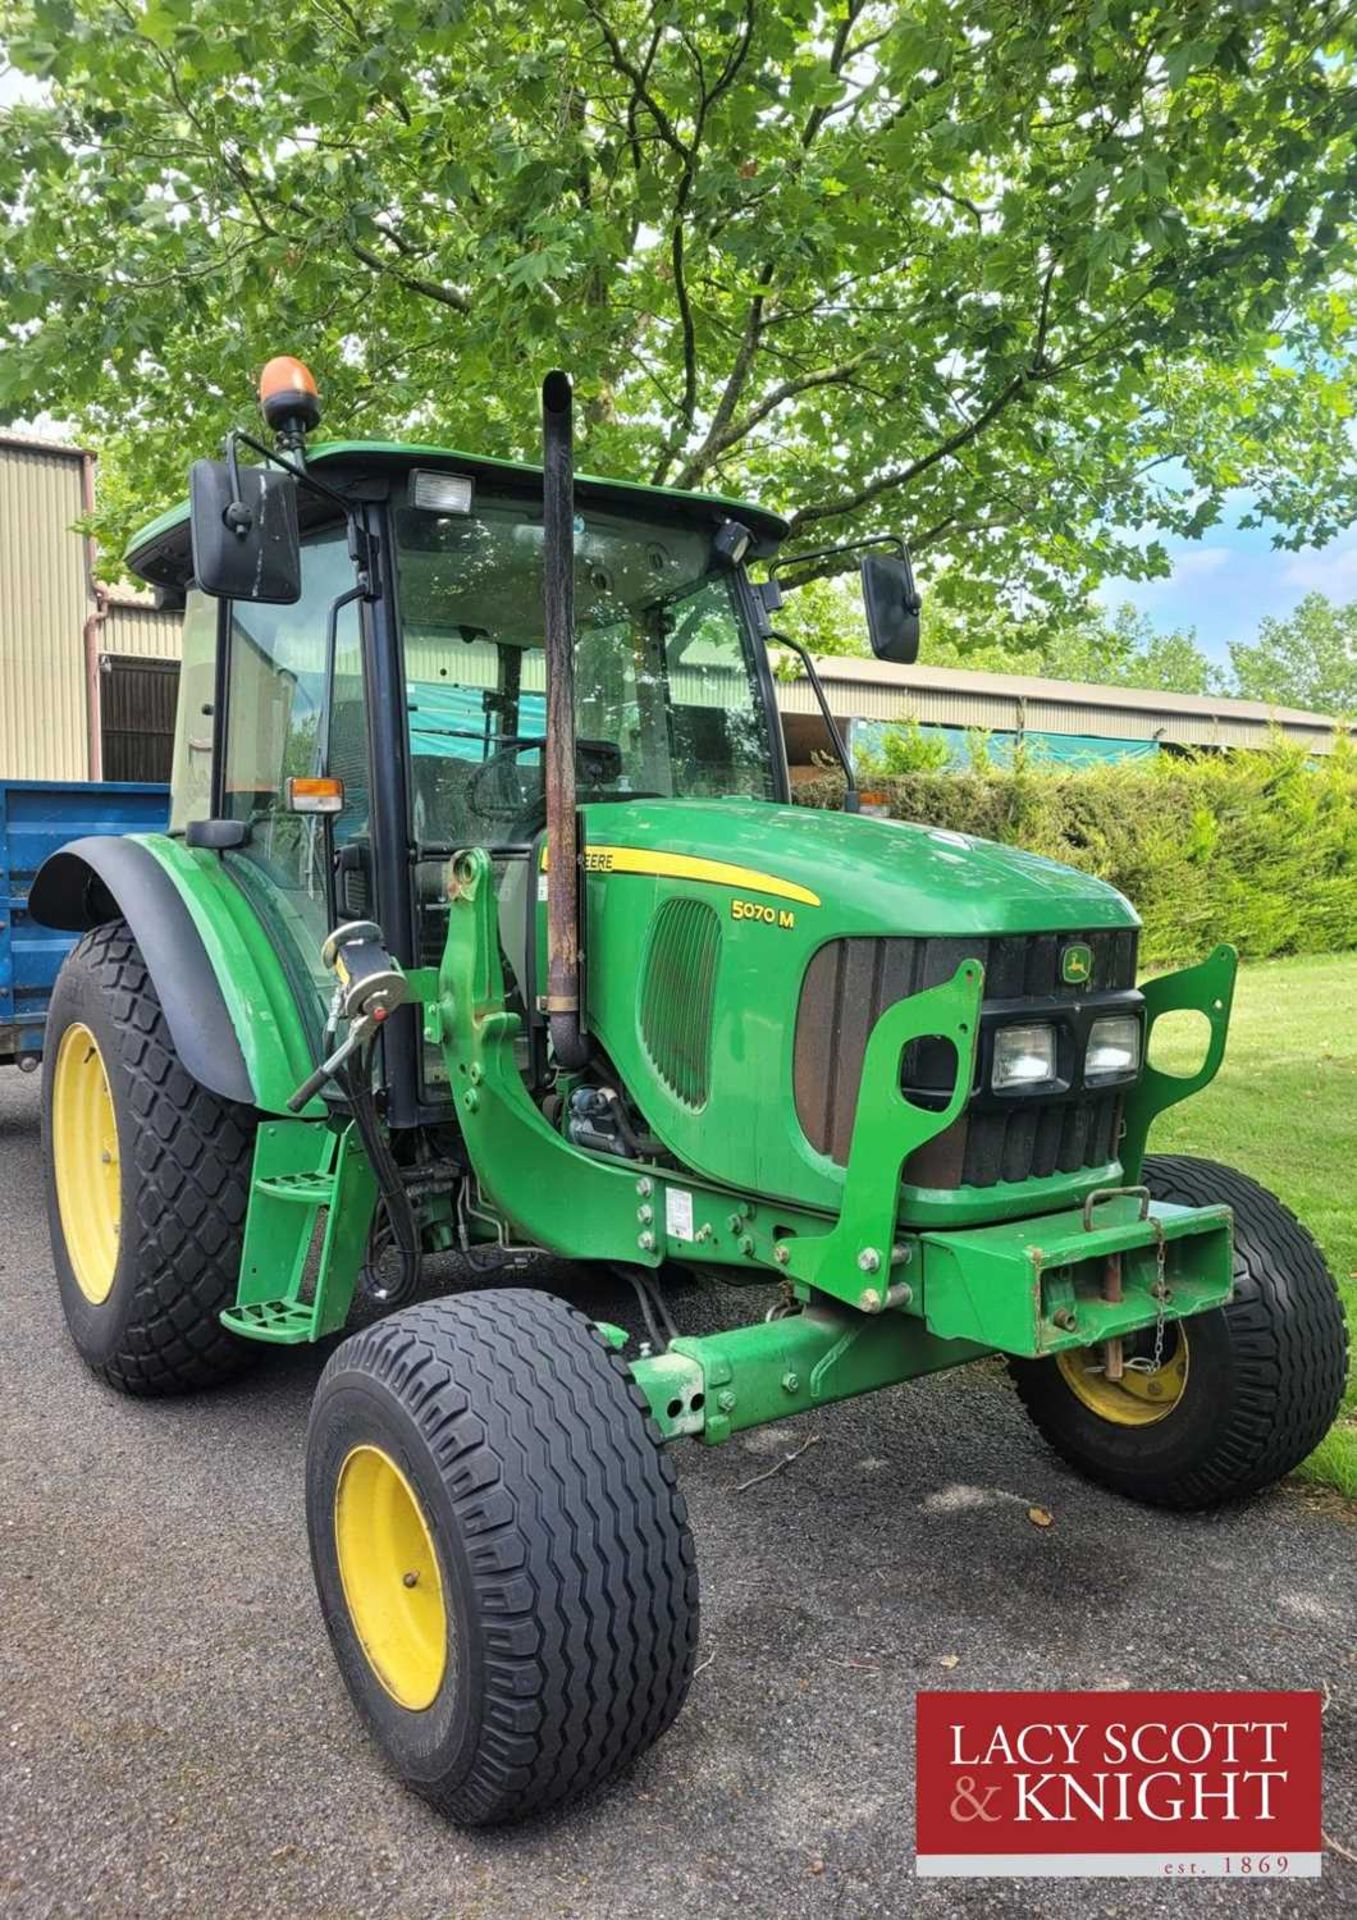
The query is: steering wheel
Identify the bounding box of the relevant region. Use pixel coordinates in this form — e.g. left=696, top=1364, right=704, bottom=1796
left=464, top=736, right=547, bottom=827
left=465, top=734, right=646, bottom=841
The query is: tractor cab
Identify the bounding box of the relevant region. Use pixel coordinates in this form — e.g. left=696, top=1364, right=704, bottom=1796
left=125, top=372, right=906, bottom=1125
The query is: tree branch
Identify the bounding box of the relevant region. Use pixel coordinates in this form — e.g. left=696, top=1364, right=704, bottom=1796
left=585, top=3, right=689, bottom=161
left=789, top=373, right=1031, bottom=531
left=673, top=351, right=873, bottom=487
left=346, top=238, right=471, bottom=312
left=789, top=257, right=1064, bottom=531
left=646, top=1, right=758, bottom=482
left=687, top=0, right=864, bottom=482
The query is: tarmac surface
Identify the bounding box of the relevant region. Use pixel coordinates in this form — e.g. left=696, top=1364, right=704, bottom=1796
left=2, top=1066, right=1354, bottom=1918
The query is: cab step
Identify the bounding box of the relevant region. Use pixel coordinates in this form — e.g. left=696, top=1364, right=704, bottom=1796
left=223, top=1119, right=378, bottom=1345
left=220, top=1298, right=321, bottom=1344
left=254, top=1171, right=341, bottom=1205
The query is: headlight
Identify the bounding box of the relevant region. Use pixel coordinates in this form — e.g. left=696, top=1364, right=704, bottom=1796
left=992, top=1022, right=1057, bottom=1090
left=1085, top=1013, right=1141, bottom=1080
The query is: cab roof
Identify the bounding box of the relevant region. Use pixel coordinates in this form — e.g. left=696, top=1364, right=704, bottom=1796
left=125, top=438, right=790, bottom=591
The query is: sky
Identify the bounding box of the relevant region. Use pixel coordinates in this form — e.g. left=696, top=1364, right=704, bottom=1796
left=1096, top=504, right=1357, bottom=667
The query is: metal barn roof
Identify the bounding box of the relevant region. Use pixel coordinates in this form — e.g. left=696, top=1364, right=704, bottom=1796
left=776, top=653, right=1341, bottom=757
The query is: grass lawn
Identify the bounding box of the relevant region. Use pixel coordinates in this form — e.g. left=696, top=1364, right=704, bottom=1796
left=1148, top=951, right=1357, bottom=1499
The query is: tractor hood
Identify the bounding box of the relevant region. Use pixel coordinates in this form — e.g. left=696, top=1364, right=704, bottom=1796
left=575, top=795, right=1140, bottom=1224
left=578, top=797, right=1138, bottom=938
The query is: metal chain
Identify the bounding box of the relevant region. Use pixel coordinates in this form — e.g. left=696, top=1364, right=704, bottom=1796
left=1126, top=1218, right=1169, bottom=1374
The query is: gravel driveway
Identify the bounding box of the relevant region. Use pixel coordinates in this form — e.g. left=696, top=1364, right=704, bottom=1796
left=2, top=1068, right=1353, bottom=1918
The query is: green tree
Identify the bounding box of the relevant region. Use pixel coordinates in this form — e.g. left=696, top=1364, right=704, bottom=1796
left=1, top=1, right=1355, bottom=603
left=779, top=573, right=1222, bottom=695
left=1035, top=605, right=1223, bottom=695
left=854, top=715, right=952, bottom=779
left=1228, top=592, right=1357, bottom=717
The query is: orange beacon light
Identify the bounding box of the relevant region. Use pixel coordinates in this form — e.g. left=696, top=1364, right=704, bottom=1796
left=259, top=355, right=321, bottom=438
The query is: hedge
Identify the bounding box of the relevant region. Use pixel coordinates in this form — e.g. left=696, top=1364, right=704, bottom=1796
left=793, top=735, right=1357, bottom=968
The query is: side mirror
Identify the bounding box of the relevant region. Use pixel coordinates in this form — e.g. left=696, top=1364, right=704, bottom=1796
left=860, top=551, right=921, bottom=664
left=189, top=457, right=302, bottom=603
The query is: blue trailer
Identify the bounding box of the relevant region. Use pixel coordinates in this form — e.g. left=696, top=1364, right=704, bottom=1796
left=0, top=779, right=168, bottom=1069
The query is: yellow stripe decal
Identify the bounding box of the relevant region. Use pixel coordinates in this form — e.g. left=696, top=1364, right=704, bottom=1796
left=578, top=844, right=820, bottom=907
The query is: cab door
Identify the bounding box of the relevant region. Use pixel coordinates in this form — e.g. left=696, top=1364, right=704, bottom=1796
left=216, top=524, right=370, bottom=1042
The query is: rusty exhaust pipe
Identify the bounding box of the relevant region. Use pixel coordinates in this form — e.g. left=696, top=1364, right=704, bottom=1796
left=541, top=370, right=589, bottom=1071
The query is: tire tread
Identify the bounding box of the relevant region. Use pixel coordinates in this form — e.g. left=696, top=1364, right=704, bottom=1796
left=311, top=1289, right=698, bottom=1824
left=1011, top=1153, right=1348, bottom=1507
left=50, top=921, right=256, bottom=1395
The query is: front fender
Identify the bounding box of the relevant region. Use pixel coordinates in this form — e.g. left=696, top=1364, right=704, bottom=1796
left=29, top=833, right=321, bottom=1115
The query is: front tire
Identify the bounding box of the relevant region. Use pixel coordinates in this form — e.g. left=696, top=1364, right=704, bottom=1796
left=43, top=920, right=258, bottom=1395
left=1010, top=1155, right=1349, bottom=1509
left=306, top=1289, right=699, bottom=1825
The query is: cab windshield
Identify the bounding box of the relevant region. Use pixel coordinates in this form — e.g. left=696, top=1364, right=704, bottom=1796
left=393, top=495, right=776, bottom=849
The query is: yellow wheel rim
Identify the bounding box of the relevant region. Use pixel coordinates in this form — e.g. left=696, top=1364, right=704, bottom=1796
left=52, top=1021, right=121, bottom=1305
left=1056, top=1324, right=1190, bottom=1427
left=334, top=1445, right=448, bottom=1711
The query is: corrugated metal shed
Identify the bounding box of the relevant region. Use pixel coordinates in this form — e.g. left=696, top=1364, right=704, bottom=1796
left=0, top=436, right=95, bottom=781
left=102, top=590, right=181, bottom=661
left=0, top=441, right=182, bottom=783
left=776, top=653, right=1341, bottom=759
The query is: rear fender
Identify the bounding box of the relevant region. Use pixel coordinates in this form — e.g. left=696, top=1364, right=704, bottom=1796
left=29, top=832, right=321, bottom=1115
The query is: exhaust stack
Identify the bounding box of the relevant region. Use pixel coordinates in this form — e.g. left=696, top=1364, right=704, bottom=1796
left=541, top=371, right=589, bottom=1071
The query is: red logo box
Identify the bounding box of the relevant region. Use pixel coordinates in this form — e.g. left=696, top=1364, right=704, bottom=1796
left=916, top=1691, right=1321, bottom=1878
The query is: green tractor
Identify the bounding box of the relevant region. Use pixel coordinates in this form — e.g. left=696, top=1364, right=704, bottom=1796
left=34, top=359, right=1347, bottom=1826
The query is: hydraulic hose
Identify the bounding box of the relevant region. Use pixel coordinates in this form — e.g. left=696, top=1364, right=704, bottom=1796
left=342, top=1044, right=422, bottom=1309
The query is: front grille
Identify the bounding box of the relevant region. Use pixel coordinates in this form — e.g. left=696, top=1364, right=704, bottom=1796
left=793, top=930, right=1138, bottom=1188
left=906, top=1086, right=1126, bottom=1190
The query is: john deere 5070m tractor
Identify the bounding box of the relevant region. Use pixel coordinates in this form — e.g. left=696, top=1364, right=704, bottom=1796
left=34, top=361, right=1347, bottom=1826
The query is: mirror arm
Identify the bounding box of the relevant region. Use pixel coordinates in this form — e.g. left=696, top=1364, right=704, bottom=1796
left=224, top=426, right=377, bottom=596
left=768, top=534, right=910, bottom=590
left=768, top=629, right=860, bottom=815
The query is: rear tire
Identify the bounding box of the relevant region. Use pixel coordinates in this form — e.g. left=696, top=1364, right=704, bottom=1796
left=1009, top=1155, right=1348, bottom=1509
left=306, top=1289, right=699, bottom=1825
left=43, top=920, right=259, bottom=1395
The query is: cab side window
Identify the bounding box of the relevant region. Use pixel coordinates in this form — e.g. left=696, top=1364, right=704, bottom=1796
left=168, top=590, right=219, bottom=833
left=220, top=527, right=368, bottom=992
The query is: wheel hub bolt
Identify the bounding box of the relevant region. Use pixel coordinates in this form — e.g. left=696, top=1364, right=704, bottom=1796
left=403, top=1571, right=419, bottom=1588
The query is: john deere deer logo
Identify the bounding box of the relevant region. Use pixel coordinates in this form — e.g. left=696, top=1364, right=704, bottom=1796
left=1061, top=942, right=1093, bottom=986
